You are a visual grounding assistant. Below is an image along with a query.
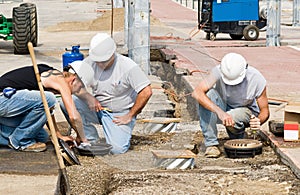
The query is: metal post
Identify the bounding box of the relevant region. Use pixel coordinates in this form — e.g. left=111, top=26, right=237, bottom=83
left=124, top=0, right=128, bottom=48
left=113, top=0, right=123, bottom=8
left=128, top=0, right=150, bottom=74
left=266, top=0, right=281, bottom=47
left=293, top=0, right=300, bottom=26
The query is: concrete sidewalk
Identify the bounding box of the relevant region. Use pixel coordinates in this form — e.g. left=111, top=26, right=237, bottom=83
left=150, top=0, right=300, bottom=178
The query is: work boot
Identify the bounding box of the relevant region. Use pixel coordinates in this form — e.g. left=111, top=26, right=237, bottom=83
left=22, top=142, right=47, bottom=152
left=205, top=146, right=221, bottom=158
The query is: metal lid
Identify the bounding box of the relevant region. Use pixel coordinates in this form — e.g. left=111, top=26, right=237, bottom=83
left=224, top=139, right=262, bottom=150
left=76, top=143, right=112, bottom=156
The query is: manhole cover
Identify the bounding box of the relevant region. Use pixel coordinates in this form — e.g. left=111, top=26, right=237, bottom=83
left=75, top=143, right=113, bottom=157
left=224, top=139, right=263, bottom=158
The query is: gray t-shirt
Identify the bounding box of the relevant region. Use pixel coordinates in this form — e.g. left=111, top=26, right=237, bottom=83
left=84, top=54, right=151, bottom=112
left=211, top=65, right=266, bottom=114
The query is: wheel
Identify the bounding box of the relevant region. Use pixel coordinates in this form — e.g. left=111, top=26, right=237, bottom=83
left=229, top=34, right=243, bottom=40
left=20, top=3, right=38, bottom=47
left=243, top=25, right=259, bottom=41
left=13, top=6, right=31, bottom=54
left=205, top=32, right=210, bottom=40
left=210, top=33, right=216, bottom=41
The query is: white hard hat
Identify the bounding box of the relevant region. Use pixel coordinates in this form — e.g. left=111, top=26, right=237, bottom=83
left=89, top=33, right=116, bottom=62
left=220, top=53, right=247, bottom=85
left=69, top=60, right=95, bottom=86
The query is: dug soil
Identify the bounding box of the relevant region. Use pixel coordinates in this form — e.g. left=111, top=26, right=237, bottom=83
left=66, top=128, right=300, bottom=194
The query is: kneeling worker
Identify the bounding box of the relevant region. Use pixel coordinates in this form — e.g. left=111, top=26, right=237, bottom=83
left=192, top=53, right=269, bottom=158
left=0, top=64, right=91, bottom=152
left=62, top=33, right=153, bottom=154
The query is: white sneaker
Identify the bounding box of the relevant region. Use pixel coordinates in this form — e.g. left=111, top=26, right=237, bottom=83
left=77, top=142, right=91, bottom=149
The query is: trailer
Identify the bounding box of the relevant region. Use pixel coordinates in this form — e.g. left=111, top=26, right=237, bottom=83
left=198, top=0, right=267, bottom=41
left=0, top=3, right=38, bottom=54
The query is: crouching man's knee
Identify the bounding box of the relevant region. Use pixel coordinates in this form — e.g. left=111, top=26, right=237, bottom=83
left=110, top=143, right=130, bottom=154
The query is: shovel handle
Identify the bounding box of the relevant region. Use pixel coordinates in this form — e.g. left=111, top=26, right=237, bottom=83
left=27, top=42, right=66, bottom=169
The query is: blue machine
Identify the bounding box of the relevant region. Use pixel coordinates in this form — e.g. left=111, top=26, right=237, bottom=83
left=198, top=0, right=267, bottom=41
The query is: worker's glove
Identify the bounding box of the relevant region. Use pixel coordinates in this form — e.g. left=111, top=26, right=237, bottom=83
left=250, top=115, right=261, bottom=130
left=77, top=142, right=91, bottom=149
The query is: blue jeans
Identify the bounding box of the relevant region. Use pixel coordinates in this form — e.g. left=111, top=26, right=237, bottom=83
left=60, top=96, right=135, bottom=154
left=198, top=89, right=252, bottom=147
left=0, top=90, right=56, bottom=150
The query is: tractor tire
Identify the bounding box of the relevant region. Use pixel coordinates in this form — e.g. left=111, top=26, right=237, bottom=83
left=20, top=3, right=38, bottom=47
left=13, top=6, right=31, bottom=54
left=243, top=25, right=259, bottom=41
left=229, top=34, right=243, bottom=40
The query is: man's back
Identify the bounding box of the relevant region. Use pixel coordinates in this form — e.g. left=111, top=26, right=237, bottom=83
left=0, top=64, right=54, bottom=91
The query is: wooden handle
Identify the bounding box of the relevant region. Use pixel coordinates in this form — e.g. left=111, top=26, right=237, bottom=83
left=28, top=42, right=66, bottom=169
left=137, top=117, right=181, bottom=124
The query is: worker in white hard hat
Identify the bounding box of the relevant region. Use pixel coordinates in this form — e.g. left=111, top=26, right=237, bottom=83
left=65, top=60, right=96, bottom=87
left=0, top=64, right=90, bottom=152
left=62, top=33, right=152, bottom=154
left=192, top=52, right=269, bottom=158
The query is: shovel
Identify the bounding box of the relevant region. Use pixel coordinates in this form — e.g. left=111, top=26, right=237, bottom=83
left=28, top=42, right=70, bottom=195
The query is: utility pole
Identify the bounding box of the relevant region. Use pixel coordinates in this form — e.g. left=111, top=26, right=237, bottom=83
left=124, top=0, right=128, bottom=49
left=113, top=0, right=123, bottom=8
left=127, top=0, right=150, bottom=75
left=293, top=0, right=300, bottom=26
left=266, top=0, right=281, bottom=46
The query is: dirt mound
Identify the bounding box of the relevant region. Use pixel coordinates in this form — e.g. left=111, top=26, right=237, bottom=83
left=45, top=8, right=164, bottom=32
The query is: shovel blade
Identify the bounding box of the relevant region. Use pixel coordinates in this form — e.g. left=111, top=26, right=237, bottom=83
left=55, top=168, right=70, bottom=195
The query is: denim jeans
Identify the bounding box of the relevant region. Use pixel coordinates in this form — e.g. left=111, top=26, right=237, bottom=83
left=0, top=90, right=56, bottom=150
left=61, top=95, right=135, bottom=154
left=198, top=89, right=252, bottom=147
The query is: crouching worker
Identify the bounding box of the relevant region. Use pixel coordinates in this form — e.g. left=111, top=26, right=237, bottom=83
left=0, top=64, right=90, bottom=152
left=192, top=53, right=269, bottom=158
left=61, top=33, right=152, bottom=154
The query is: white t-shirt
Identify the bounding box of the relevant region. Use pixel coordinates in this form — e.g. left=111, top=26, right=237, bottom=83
left=83, top=54, right=151, bottom=112
left=211, top=65, right=266, bottom=114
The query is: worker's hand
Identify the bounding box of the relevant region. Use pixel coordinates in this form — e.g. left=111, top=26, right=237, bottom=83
left=94, top=101, right=103, bottom=112
left=56, top=129, right=74, bottom=142
left=87, top=97, right=103, bottom=112
left=113, top=114, right=132, bottom=125
left=63, top=135, right=74, bottom=142
left=58, top=135, right=75, bottom=146
left=250, top=115, right=261, bottom=130
left=218, top=111, right=235, bottom=127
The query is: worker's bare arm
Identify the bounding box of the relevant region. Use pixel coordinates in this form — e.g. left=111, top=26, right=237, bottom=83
left=192, top=73, right=234, bottom=127
left=40, top=70, right=88, bottom=143
left=256, top=87, right=270, bottom=125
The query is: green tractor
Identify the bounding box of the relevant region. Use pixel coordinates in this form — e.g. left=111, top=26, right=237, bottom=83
left=0, top=3, right=37, bottom=54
